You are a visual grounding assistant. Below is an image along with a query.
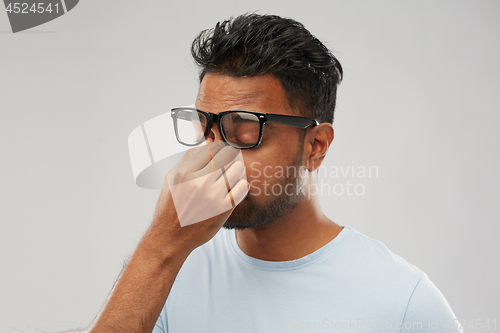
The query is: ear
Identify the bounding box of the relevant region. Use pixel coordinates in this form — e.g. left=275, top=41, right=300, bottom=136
left=305, top=123, right=334, bottom=172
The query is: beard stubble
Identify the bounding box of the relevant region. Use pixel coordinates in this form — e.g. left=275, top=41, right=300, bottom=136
left=222, top=141, right=306, bottom=230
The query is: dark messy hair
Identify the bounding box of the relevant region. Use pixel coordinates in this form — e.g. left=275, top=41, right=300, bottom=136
left=191, top=13, right=343, bottom=123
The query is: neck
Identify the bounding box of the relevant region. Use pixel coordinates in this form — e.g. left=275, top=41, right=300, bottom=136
left=234, top=196, right=343, bottom=261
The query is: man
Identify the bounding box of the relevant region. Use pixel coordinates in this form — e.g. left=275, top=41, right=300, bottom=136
left=87, top=14, right=461, bottom=333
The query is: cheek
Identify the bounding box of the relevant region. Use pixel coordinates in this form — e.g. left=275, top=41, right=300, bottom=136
left=239, top=134, right=300, bottom=194
left=242, top=157, right=288, bottom=200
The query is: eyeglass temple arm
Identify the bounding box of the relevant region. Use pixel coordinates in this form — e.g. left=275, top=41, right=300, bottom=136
left=265, top=114, right=319, bottom=129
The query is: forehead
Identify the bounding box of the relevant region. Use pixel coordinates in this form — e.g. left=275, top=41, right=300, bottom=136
left=195, top=73, right=294, bottom=116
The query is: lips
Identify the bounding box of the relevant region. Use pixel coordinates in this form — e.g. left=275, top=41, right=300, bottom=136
left=4, top=0, right=79, bottom=33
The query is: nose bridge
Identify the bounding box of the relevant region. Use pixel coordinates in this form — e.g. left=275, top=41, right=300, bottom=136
left=205, top=114, right=224, bottom=143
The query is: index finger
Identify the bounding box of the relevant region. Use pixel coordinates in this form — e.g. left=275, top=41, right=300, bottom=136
left=196, top=145, right=241, bottom=177
left=183, top=141, right=227, bottom=173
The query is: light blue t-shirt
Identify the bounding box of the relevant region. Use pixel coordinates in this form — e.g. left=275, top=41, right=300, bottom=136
left=153, top=225, right=461, bottom=332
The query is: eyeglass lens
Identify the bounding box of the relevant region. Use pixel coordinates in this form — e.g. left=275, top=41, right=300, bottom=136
left=176, top=109, right=261, bottom=148
left=176, top=109, right=207, bottom=145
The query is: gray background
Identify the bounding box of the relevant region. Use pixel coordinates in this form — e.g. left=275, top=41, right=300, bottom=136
left=1, top=0, right=499, bottom=332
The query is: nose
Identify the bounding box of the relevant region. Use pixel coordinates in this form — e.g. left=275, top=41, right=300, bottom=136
left=205, top=121, right=224, bottom=144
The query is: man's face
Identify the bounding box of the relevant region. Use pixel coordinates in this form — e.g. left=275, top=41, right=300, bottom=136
left=195, top=73, right=307, bottom=230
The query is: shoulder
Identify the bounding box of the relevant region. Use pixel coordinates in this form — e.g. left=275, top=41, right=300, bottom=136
left=341, top=227, right=461, bottom=325
left=400, top=272, right=462, bottom=332
left=341, top=226, right=424, bottom=279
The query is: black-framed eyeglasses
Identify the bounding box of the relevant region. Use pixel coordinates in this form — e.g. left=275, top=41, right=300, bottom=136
left=171, top=107, right=319, bottom=149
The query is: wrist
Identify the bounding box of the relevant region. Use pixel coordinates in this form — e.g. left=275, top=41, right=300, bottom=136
left=137, top=220, right=192, bottom=266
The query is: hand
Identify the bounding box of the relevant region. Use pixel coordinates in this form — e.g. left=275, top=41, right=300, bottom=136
left=151, top=142, right=249, bottom=253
